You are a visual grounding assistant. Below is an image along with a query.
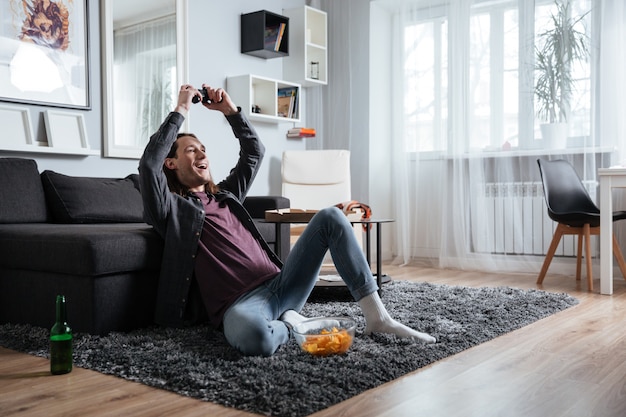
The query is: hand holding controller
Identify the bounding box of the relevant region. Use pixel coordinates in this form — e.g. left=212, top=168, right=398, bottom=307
left=192, top=87, right=211, bottom=104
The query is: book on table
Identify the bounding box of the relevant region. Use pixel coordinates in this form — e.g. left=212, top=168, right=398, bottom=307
left=265, top=208, right=319, bottom=222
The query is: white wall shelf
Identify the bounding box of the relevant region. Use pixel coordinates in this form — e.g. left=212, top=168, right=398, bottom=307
left=227, top=74, right=301, bottom=123
left=0, top=144, right=99, bottom=156
left=282, top=6, right=328, bottom=86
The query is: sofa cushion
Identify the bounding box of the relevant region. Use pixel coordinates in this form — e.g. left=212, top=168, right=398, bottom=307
left=0, top=158, right=48, bottom=223
left=0, top=223, right=162, bottom=276
left=41, top=170, right=144, bottom=223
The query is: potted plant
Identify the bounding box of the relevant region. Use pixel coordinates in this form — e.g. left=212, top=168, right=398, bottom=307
left=534, top=0, right=589, bottom=148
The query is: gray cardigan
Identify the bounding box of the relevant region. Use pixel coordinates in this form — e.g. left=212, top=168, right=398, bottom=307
left=138, top=110, right=282, bottom=327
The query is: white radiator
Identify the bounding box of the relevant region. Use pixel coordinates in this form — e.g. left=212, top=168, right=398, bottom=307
left=472, top=181, right=597, bottom=256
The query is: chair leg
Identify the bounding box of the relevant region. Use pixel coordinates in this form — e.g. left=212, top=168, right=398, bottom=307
left=612, top=235, right=626, bottom=281
left=583, top=224, right=593, bottom=291
left=537, top=224, right=566, bottom=284
left=576, top=233, right=583, bottom=281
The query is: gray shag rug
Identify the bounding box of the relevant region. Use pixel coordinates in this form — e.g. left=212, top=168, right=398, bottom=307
left=0, top=281, right=578, bottom=417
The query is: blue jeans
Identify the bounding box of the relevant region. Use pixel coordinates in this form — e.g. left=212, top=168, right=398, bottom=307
left=222, top=207, right=378, bottom=356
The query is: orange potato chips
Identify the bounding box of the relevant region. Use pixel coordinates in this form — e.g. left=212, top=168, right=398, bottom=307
left=301, top=326, right=353, bottom=356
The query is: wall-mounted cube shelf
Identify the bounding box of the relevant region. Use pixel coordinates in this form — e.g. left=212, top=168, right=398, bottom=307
left=241, top=10, right=289, bottom=59
left=227, top=74, right=300, bottom=124
left=283, top=6, right=327, bottom=86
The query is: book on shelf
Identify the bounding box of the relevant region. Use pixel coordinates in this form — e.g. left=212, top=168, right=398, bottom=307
left=288, top=89, right=298, bottom=119
left=277, top=87, right=298, bottom=118
left=265, top=23, right=287, bottom=52
left=274, top=23, right=286, bottom=51
left=288, top=127, right=316, bottom=135
left=286, top=132, right=316, bottom=138
left=286, top=127, right=316, bottom=138
left=264, top=25, right=279, bottom=50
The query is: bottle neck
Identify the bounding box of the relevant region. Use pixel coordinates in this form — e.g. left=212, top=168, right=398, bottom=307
left=55, top=295, right=67, bottom=324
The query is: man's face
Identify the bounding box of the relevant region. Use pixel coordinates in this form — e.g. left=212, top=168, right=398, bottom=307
left=165, top=135, right=211, bottom=192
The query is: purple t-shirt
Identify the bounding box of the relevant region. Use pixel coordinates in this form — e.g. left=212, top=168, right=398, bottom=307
left=193, top=192, right=280, bottom=327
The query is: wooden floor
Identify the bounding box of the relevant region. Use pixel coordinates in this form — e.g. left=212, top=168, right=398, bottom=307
left=2, top=263, right=626, bottom=417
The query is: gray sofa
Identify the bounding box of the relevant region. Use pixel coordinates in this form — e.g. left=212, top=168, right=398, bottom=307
left=0, top=157, right=289, bottom=335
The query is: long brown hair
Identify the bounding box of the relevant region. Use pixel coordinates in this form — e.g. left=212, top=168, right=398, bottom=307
left=163, top=133, right=220, bottom=196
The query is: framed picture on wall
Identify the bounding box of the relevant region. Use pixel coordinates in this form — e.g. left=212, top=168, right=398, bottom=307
left=43, top=110, right=89, bottom=150
left=0, top=0, right=90, bottom=109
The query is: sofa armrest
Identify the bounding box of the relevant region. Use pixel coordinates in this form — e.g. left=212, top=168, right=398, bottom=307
left=243, top=196, right=290, bottom=261
left=243, top=196, right=290, bottom=218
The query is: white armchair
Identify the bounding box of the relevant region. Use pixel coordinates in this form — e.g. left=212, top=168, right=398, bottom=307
left=281, top=149, right=362, bottom=259
left=281, top=149, right=351, bottom=210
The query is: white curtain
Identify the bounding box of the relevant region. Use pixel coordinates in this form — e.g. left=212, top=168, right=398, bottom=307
left=383, top=0, right=626, bottom=273
left=113, top=15, right=177, bottom=148
left=306, top=0, right=353, bottom=151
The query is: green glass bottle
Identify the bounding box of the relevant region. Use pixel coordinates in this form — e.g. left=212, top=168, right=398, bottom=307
left=50, top=294, right=72, bottom=375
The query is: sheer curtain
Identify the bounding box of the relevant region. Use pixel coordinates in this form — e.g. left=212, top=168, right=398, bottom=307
left=384, top=0, right=626, bottom=274
left=113, top=15, right=177, bottom=148
left=306, top=0, right=353, bottom=151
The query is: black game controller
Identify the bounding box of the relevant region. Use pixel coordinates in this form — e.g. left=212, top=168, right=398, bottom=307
left=192, top=87, right=211, bottom=104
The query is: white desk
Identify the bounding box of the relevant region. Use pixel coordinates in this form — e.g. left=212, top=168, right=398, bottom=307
left=598, top=168, right=626, bottom=294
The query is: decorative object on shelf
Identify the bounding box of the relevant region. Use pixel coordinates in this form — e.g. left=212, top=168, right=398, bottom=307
left=43, top=110, right=90, bottom=152
left=286, top=127, right=316, bottom=138
left=0, top=107, right=96, bottom=155
left=0, top=0, right=90, bottom=109
left=241, top=10, right=289, bottom=59
left=310, top=61, right=319, bottom=79
left=534, top=0, right=589, bottom=149
left=283, top=6, right=327, bottom=86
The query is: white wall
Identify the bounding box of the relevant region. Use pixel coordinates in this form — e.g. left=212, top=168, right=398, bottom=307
left=0, top=0, right=309, bottom=195
left=185, top=0, right=308, bottom=197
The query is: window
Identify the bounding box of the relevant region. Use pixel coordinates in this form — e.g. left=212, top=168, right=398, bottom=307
left=403, top=0, right=591, bottom=154
left=404, top=19, right=448, bottom=152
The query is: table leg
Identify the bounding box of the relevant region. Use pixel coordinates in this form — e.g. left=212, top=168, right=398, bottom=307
left=363, top=225, right=382, bottom=294
left=275, top=222, right=282, bottom=261
left=376, top=222, right=382, bottom=289
left=600, top=175, right=614, bottom=295
left=364, top=225, right=371, bottom=267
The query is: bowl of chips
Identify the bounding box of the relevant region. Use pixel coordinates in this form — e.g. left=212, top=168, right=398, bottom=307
left=292, top=317, right=356, bottom=356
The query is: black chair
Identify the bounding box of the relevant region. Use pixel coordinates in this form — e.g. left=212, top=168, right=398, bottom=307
left=536, top=159, right=626, bottom=291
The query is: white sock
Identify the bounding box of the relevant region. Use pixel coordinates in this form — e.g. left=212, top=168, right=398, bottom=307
left=279, top=309, right=308, bottom=328
left=359, top=292, right=436, bottom=344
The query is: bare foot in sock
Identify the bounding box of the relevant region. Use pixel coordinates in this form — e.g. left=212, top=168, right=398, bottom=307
left=364, top=319, right=436, bottom=344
